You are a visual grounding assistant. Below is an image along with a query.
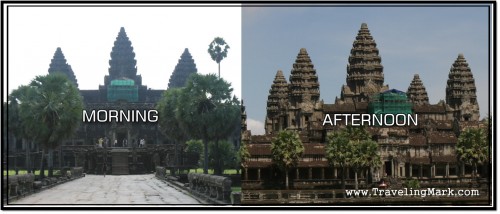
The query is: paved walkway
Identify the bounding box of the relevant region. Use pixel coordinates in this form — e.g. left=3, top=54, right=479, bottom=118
left=10, top=174, right=200, bottom=205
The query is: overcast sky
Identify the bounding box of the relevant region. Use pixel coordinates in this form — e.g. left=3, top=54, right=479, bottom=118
left=242, top=5, right=491, bottom=135
left=5, top=6, right=241, bottom=101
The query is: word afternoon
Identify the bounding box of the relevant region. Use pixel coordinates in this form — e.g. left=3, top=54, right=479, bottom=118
left=323, top=113, right=418, bottom=127
left=83, top=109, right=158, bottom=123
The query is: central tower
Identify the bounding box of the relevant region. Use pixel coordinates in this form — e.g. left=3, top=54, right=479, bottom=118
left=340, top=23, right=388, bottom=103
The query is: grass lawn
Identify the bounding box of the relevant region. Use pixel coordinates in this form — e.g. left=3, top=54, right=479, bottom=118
left=3, top=170, right=61, bottom=176
left=231, top=186, right=241, bottom=193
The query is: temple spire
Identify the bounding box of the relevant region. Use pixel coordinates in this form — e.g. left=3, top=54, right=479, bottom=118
left=407, top=74, right=429, bottom=106
left=288, top=48, right=320, bottom=107
left=340, top=23, right=387, bottom=103
left=265, top=70, right=289, bottom=134
left=446, top=53, right=480, bottom=121
left=168, top=48, right=198, bottom=89
left=48, top=47, right=78, bottom=87
left=108, top=27, right=138, bottom=83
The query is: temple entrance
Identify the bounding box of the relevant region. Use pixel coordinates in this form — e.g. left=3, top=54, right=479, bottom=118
left=385, top=161, right=392, bottom=176
left=117, top=132, right=126, bottom=147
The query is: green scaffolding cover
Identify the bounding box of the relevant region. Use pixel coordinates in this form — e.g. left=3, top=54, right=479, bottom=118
left=368, top=89, right=413, bottom=123
left=107, top=79, right=138, bottom=102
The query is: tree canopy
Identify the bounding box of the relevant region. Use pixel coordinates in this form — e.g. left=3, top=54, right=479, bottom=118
left=271, top=130, right=304, bottom=189
left=9, top=73, right=83, bottom=177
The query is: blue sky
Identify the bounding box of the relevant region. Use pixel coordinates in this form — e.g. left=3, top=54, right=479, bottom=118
left=242, top=5, right=491, bottom=135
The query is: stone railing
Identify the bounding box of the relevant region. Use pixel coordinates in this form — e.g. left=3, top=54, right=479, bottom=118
left=155, top=166, right=166, bottom=179
left=188, top=173, right=232, bottom=204
left=5, top=167, right=85, bottom=200
left=70, top=167, right=84, bottom=178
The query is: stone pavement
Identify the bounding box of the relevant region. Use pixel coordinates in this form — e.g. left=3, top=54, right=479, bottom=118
left=10, top=174, right=201, bottom=205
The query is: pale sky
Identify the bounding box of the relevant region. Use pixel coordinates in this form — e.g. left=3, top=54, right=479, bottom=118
left=5, top=5, right=241, bottom=101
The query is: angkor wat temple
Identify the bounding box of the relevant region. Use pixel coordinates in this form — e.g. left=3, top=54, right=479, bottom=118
left=241, top=23, right=487, bottom=195
left=7, top=27, right=200, bottom=175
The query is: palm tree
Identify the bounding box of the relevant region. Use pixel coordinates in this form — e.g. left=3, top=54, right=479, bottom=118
left=13, top=73, right=83, bottom=178
left=270, top=130, right=304, bottom=189
left=325, top=129, right=353, bottom=191
left=208, top=37, right=230, bottom=78
left=457, top=128, right=488, bottom=178
left=176, top=73, right=239, bottom=174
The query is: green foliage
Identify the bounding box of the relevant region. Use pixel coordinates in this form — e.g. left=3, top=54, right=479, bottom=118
left=404, top=179, right=420, bottom=189
left=457, top=128, right=488, bottom=165
left=238, top=141, right=251, bottom=168
left=326, top=126, right=380, bottom=189
left=208, top=37, right=230, bottom=64
left=208, top=140, right=237, bottom=173
left=271, top=130, right=304, bottom=172
left=8, top=73, right=83, bottom=177
left=185, top=139, right=203, bottom=166
left=156, top=73, right=240, bottom=174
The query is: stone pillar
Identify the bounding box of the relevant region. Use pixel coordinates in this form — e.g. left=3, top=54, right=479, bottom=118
left=446, top=163, right=449, bottom=178
left=334, top=167, right=337, bottom=178
left=321, top=168, right=325, bottom=180
left=431, top=163, right=435, bottom=178
left=308, top=168, right=312, bottom=180
left=244, top=168, right=248, bottom=180
left=409, top=164, right=413, bottom=178
left=296, top=168, right=300, bottom=180
left=257, top=168, right=261, bottom=181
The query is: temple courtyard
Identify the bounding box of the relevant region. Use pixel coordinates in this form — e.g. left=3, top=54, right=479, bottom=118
left=8, top=174, right=200, bottom=205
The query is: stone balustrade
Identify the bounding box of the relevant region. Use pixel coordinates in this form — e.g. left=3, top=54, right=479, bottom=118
left=188, top=173, right=232, bottom=203
left=155, top=166, right=166, bottom=178
left=6, top=167, right=85, bottom=199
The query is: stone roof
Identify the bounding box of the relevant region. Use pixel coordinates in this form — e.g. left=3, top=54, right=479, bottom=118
left=433, top=155, right=457, bottom=163
left=407, top=74, right=429, bottom=105
left=413, top=104, right=447, bottom=113
left=408, top=133, right=427, bottom=146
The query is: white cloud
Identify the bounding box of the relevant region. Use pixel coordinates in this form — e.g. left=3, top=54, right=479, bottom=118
left=247, top=118, right=265, bottom=135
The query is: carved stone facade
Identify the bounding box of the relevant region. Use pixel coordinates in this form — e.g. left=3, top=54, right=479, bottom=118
left=407, top=74, right=429, bottom=106
left=446, top=53, right=480, bottom=121
left=242, top=23, right=485, bottom=192
left=340, top=23, right=389, bottom=103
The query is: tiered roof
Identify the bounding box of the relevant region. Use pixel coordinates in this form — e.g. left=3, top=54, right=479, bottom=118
left=266, top=70, right=289, bottom=117
left=345, top=23, right=384, bottom=93
left=445, top=53, right=478, bottom=109
left=108, top=27, right=137, bottom=82
left=48, top=47, right=78, bottom=87
left=168, top=48, right=198, bottom=89
left=407, top=74, right=429, bottom=105
left=288, top=48, right=320, bottom=106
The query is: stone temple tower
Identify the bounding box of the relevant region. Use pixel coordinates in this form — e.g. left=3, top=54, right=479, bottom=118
left=287, top=48, right=322, bottom=131
left=446, top=53, right=480, bottom=121
left=168, top=48, right=198, bottom=89
left=340, top=23, right=388, bottom=103
left=407, top=74, right=429, bottom=106
left=265, top=70, right=289, bottom=134
left=48, top=47, right=78, bottom=88
left=105, top=27, right=141, bottom=86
